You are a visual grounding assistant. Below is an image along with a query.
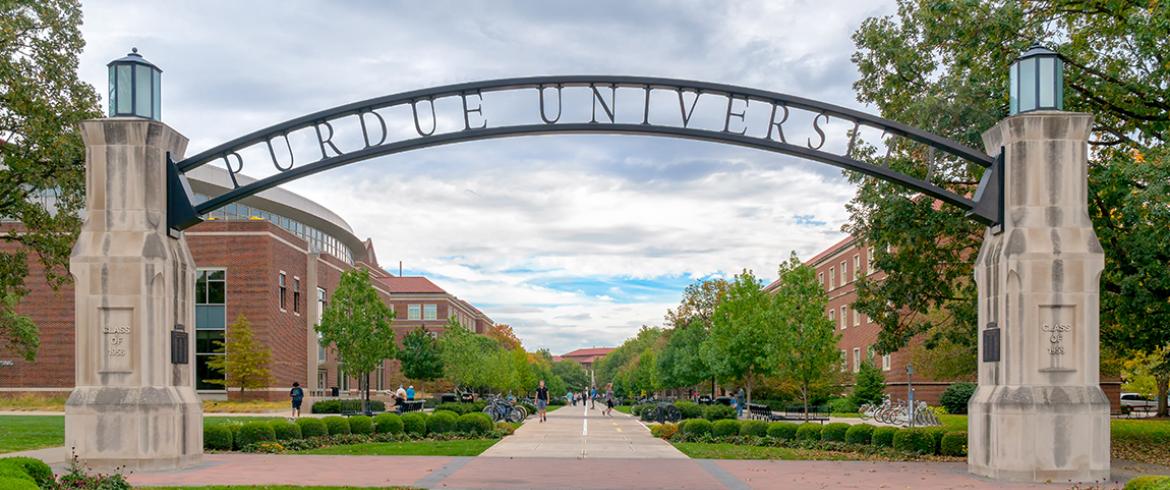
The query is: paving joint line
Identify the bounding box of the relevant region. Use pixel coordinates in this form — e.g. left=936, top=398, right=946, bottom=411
left=413, top=456, right=473, bottom=489
left=696, top=459, right=751, bottom=490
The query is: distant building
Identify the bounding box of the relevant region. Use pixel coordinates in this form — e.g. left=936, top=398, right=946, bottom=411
left=559, top=347, right=615, bottom=385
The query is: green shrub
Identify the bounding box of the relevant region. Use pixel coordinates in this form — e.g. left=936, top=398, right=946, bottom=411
left=940, top=382, right=977, bottom=415
left=893, top=428, right=935, bottom=454
left=872, top=426, right=898, bottom=447
left=0, top=476, right=37, bottom=490
left=795, top=423, right=823, bottom=441
left=226, top=422, right=244, bottom=450
left=650, top=422, right=678, bottom=439
left=428, top=410, right=459, bottom=434
left=403, top=412, right=428, bottom=436
left=436, top=402, right=476, bottom=415
left=940, top=431, right=967, bottom=456
left=682, top=418, right=712, bottom=436
left=457, top=413, right=493, bottom=434
left=311, top=399, right=387, bottom=414
left=739, top=420, right=768, bottom=437
left=296, top=417, right=328, bottom=437
left=1125, top=475, right=1170, bottom=490
left=495, top=421, right=517, bottom=436
left=820, top=422, right=850, bottom=442
left=712, top=419, right=741, bottom=437
left=322, top=416, right=351, bottom=435
left=826, top=398, right=858, bottom=414
left=373, top=413, right=404, bottom=434
left=0, top=464, right=33, bottom=483
left=271, top=420, right=302, bottom=441
left=0, top=457, right=53, bottom=488
left=766, top=422, right=799, bottom=440
left=703, top=404, right=736, bottom=421
left=844, top=424, right=876, bottom=445
left=676, top=419, right=688, bottom=433
left=347, top=415, right=374, bottom=435
left=923, top=427, right=946, bottom=454
left=236, top=421, right=276, bottom=447
left=640, top=406, right=656, bottom=421
left=849, top=361, right=887, bottom=408
left=674, top=401, right=703, bottom=419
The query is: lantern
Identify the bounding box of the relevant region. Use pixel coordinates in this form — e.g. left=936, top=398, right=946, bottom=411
left=107, top=48, right=162, bottom=120
left=1009, top=44, right=1063, bottom=115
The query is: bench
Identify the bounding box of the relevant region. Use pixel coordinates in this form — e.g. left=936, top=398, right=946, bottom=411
left=747, top=403, right=782, bottom=421
left=775, top=406, right=830, bottom=424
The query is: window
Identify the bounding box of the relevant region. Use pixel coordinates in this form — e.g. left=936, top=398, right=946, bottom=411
left=853, top=255, right=861, bottom=279
left=408, top=304, right=422, bottom=320
left=868, top=247, right=876, bottom=275
left=852, top=348, right=861, bottom=372
left=853, top=306, right=860, bottom=327
left=376, top=361, right=384, bottom=391
left=840, top=261, right=847, bottom=284
left=829, top=267, right=836, bottom=289
left=293, top=278, right=301, bottom=314
left=866, top=345, right=876, bottom=362
left=423, top=304, right=437, bottom=320
left=840, top=306, right=847, bottom=329
left=278, top=273, right=287, bottom=311
left=840, top=350, right=848, bottom=371
left=829, top=309, right=835, bottom=323
left=195, top=269, right=227, bottom=391
left=882, top=353, right=892, bottom=371
left=818, top=272, right=824, bottom=290
left=317, top=288, right=327, bottom=362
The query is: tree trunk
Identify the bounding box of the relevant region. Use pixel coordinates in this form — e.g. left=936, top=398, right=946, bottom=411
left=802, top=383, right=810, bottom=422
left=362, top=372, right=371, bottom=414
left=1157, top=375, right=1169, bottom=418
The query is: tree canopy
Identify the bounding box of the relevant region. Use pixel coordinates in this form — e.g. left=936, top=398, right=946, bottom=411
left=205, top=314, right=272, bottom=393
left=398, top=326, right=444, bottom=383
left=317, top=269, right=397, bottom=409
left=703, top=270, right=783, bottom=407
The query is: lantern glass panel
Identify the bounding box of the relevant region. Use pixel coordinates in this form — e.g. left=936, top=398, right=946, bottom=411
left=152, top=69, right=161, bottom=119
left=1018, top=57, right=1036, bottom=111
left=116, top=65, right=133, bottom=114
left=1038, top=57, right=1055, bottom=108
left=1009, top=63, right=1018, bottom=114
left=1055, top=58, right=1064, bottom=110
left=135, top=64, right=152, bottom=117
left=108, top=68, right=116, bottom=117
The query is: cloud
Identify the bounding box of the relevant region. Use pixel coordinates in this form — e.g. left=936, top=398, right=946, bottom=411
left=78, top=0, right=893, bottom=354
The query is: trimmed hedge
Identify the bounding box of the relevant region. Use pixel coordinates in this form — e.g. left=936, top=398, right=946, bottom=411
left=297, top=417, right=328, bottom=438
left=373, top=413, right=404, bottom=434
left=795, top=423, right=822, bottom=441
left=237, top=421, right=276, bottom=447
left=203, top=425, right=233, bottom=450
left=766, top=422, right=799, bottom=440
left=893, top=428, right=935, bottom=454
left=674, top=401, right=703, bottom=419
left=227, top=422, right=244, bottom=450
left=435, top=402, right=488, bottom=415
left=349, top=415, right=374, bottom=435
left=457, top=413, right=493, bottom=434
left=820, top=422, right=850, bottom=442
left=272, top=420, right=302, bottom=441
left=872, top=426, right=898, bottom=448
left=940, top=382, right=976, bottom=415
left=739, top=420, right=768, bottom=437
left=322, top=416, right=351, bottom=435
left=0, top=476, right=37, bottom=490
left=1126, top=476, right=1170, bottom=490
left=677, top=419, right=689, bottom=433
left=703, top=404, right=736, bottom=421
left=924, top=427, right=946, bottom=454
left=682, top=418, right=712, bottom=436
left=712, top=419, right=741, bottom=437
left=844, top=424, right=875, bottom=445
left=0, top=464, right=33, bottom=483
left=403, top=412, right=428, bottom=436
left=650, top=422, right=678, bottom=439
left=311, top=399, right=387, bottom=414
left=0, top=457, right=52, bottom=488
left=428, top=410, right=459, bottom=434
left=940, top=431, right=967, bottom=456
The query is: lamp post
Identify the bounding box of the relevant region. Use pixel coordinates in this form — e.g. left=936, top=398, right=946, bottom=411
left=906, top=363, right=914, bottom=428
left=107, top=47, right=162, bottom=120
left=1009, top=43, right=1063, bottom=115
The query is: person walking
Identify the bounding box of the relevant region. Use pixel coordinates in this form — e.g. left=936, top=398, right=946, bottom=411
left=289, top=382, right=304, bottom=419
left=603, top=383, right=615, bottom=416
left=590, top=386, right=598, bottom=410
left=735, top=387, right=746, bottom=419
left=534, top=379, right=549, bottom=423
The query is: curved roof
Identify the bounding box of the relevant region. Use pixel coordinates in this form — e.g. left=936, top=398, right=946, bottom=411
left=186, top=165, right=367, bottom=262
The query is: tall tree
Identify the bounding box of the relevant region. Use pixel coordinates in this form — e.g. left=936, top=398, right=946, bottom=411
left=0, top=0, right=101, bottom=360
left=205, top=314, right=272, bottom=394
left=662, top=278, right=728, bottom=396
left=773, top=253, right=841, bottom=419
left=552, top=359, right=590, bottom=391
left=657, top=317, right=711, bottom=390
left=702, top=270, right=781, bottom=409
left=437, top=320, right=499, bottom=392
left=486, top=323, right=522, bottom=351
left=317, top=269, right=397, bottom=412
left=397, top=326, right=444, bottom=384
left=848, top=1, right=1170, bottom=395
left=664, top=278, right=730, bottom=329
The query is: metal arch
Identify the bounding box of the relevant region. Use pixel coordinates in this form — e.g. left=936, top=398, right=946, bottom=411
left=171, top=75, right=1002, bottom=229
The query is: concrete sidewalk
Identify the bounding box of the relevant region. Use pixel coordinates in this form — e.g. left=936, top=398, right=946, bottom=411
left=480, top=402, right=686, bottom=459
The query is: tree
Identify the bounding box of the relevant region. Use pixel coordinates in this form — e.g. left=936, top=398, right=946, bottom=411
left=205, top=314, right=272, bottom=394
left=850, top=361, right=887, bottom=408
left=657, top=317, right=711, bottom=390
left=664, top=278, right=730, bottom=329
left=702, top=270, right=781, bottom=410
left=0, top=0, right=101, bottom=360
left=317, top=269, right=397, bottom=412
left=486, top=324, right=522, bottom=351
left=848, top=1, right=1170, bottom=393
left=772, top=253, right=841, bottom=419
left=398, top=326, right=444, bottom=384
left=438, top=320, right=499, bottom=392
left=552, top=359, right=590, bottom=391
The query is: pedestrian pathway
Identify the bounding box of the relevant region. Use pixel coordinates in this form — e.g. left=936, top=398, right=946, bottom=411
left=480, top=402, right=685, bottom=459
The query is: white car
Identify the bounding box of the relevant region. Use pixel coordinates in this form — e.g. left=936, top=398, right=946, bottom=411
left=1120, top=392, right=1158, bottom=409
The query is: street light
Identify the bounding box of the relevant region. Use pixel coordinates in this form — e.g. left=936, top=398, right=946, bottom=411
left=1009, top=43, right=1063, bottom=115
left=107, top=48, right=162, bottom=120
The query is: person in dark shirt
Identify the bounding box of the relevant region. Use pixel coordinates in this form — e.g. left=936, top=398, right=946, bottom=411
left=534, top=379, right=549, bottom=423
left=290, top=382, right=304, bottom=418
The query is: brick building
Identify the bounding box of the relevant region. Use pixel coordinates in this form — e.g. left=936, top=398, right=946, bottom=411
left=765, top=235, right=1120, bottom=411
left=0, top=165, right=492, bottom=400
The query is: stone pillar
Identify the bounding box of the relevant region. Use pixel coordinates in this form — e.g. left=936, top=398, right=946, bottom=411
left=66, top=118, right=202, bottom=470
left=969, top=111, right=1109, bottom=481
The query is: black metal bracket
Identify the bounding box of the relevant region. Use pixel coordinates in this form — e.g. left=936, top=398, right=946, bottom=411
left=166, top=152, right=203, bottom=237
left=970, top=148, right=1005, bottom=232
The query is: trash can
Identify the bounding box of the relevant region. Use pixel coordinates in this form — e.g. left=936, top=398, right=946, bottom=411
left=330, top=386, right=340, bottom=397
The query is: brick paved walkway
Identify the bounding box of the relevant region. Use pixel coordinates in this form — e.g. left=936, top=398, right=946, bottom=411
left=479, top=402, right=685, bottom=458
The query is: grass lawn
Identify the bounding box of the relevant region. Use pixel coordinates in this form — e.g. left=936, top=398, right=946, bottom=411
left=0, top=415, right=63, bottom=453
left=0, top=393, right=67, bottom=411
left=673, top=442, right=850, bottom=461
left=614, top=405, right=633, bottom=414
left=139, top=487, right=418, bottom=489
left=293, top=439, right=498, bottom=456
left=203, top=400, right=290, bottom=413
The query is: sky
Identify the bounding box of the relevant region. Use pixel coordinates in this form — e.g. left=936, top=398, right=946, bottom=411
left=78, top=0, right=894, bottom=354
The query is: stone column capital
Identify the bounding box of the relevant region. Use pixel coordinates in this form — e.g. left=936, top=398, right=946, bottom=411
left=981, top=111, right=1093, bottom=153
left=79, top=117, right=189, bottom=158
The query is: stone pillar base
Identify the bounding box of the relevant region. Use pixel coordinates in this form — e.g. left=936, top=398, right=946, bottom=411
left=968, top=385, right=1110, bottom=482
left=65, top=386, right=202, bottom=471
